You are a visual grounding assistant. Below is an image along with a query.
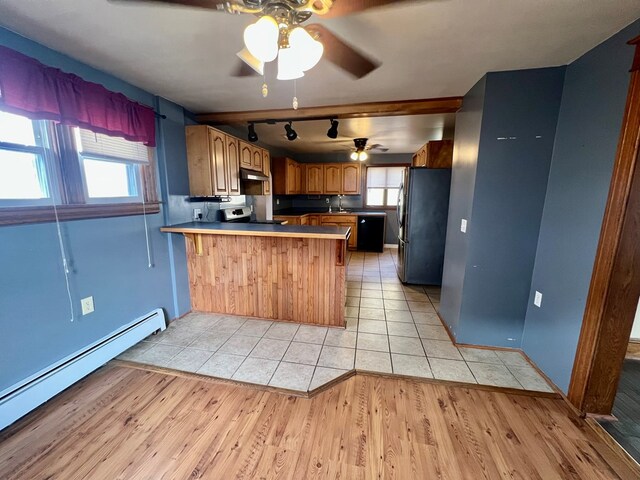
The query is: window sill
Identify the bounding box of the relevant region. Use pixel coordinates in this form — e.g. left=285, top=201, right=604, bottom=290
left=0, top=202, right=161, bottom=227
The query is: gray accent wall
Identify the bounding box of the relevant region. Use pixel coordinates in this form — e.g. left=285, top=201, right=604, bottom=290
left=439, top=76, right=486, bottom=338
left=440, top=67, right=565, bottom=348
left=521, top=19, right=640, bottom=393
left=0, top=28, right=192, bottom=392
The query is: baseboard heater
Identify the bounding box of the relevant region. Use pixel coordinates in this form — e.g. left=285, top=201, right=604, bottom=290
left=0, top=308, right=166, bottom=431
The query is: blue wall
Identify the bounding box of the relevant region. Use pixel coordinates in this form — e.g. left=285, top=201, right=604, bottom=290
left=441, top=68, right=565, bottom=348
left=0, top=28, right=192, bottom=392
left=521, top=19, right=640, bottom=392
left=440, top=76, right=486, bottom=338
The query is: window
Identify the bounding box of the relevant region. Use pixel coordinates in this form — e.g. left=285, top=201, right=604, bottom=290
left=0, top=110, right=159, bottom=225
left=0, top=111, right=52, bottom=205
left=74, top=128, right=150, bottom=202
left=366, top=166, right=405, bottom=208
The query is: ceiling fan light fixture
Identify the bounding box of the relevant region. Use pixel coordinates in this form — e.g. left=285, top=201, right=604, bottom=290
left=243, top=15, right=279, bottom=62
left=247, top=123, right=258, bottom=143
left=358, top=151, right=369, bottom=161
left=285, top=121, right=298, bottom=141
left=289, top=26, right=324, bottom=72
left=350, top=151, right=359, bottom=161
left=277, top=47, right=305, bottom=80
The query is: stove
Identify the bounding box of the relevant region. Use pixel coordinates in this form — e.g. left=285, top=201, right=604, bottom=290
left=222, top=206, right=285, bottom=225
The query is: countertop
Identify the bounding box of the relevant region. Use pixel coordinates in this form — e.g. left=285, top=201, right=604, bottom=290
left=161, top=221, right=350, bottom=240
left=273, top=209, right=387, bottom=217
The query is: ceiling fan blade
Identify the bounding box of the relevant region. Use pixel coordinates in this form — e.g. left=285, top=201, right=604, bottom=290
left=307, top=24, right=380, bottom=79
left=108, top=0, right=230, bottom=10
left=235, top=48, right=263, bottom=76
left=370, top=144, right=389, bottom=152
left=232, top=61, right=261, bottom=77
left=323, top=0, right=417, bottom=18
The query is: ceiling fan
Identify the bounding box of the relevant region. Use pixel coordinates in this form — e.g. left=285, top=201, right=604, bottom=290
left=350, top=137, right=388, bottom=161
left=110, top=0, right=421, bottom=79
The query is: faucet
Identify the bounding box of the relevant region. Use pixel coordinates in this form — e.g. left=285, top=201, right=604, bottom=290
left=338, top=195, right=345, bottom=212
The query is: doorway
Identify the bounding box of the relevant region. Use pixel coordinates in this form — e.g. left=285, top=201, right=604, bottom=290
left=568, top=35, right=640, bottom=416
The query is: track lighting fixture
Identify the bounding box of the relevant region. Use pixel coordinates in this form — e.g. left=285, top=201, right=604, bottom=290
left=327, top=119, right=339, bottom=139
left=247, top=122, right=258, bottom=143
left=285, top=121, right=298, bottom=141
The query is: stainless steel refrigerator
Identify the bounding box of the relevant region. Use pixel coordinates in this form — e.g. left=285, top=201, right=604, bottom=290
left=397, top=167, right=451, bottom=285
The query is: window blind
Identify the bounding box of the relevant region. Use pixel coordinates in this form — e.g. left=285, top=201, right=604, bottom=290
left=76, top=128, right=150, bottom=164
left=367, top=166, right=404, bottom=188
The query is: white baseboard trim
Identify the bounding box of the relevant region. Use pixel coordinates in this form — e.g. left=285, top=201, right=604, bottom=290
left=0, top=309, right=166, bottom=431
left=384, top=243, right=398, bottom=249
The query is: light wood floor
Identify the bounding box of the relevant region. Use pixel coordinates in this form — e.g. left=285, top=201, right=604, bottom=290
left=0, top=364, right=635, bottom=480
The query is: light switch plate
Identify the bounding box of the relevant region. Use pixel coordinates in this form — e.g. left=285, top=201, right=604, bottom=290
left=534, top=291, right=542, bottom=308
left=193, top=208, right=202, bottom=221
left=460, top=219, right=467, bottom=233
left=81, top=296, right=95, bottom=315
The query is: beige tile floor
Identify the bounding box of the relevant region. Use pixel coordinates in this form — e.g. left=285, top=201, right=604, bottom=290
left=119, top=249, right=554, bottom=394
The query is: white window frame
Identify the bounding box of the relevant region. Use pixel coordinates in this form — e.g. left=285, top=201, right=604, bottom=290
left=365, top=166, right=405, bottom=209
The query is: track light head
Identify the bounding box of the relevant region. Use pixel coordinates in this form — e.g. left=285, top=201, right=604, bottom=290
left=327, top=119, right=339, bottom=139
left=247, top=123, right=258, bottom=143
left=285, top=121, right=298, bottom=141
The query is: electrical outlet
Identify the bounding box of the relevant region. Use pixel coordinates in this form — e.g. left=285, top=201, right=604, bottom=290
left=460, top=219, right=467, bottom=233
left=534, top=291, right=542, bottom=308
left=193, top=208, right=202, bottom=221
left=81, top=296, right=94, bottom=315
left=276, top=198, right=280, bottom=205
left=325, top=198, right=330, bottom=204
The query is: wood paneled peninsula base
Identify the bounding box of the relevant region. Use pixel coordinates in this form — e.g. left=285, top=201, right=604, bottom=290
left=161, top=222, right=350, bottom=327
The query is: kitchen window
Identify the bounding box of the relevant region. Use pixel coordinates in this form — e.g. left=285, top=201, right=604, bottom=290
left=0, top=110, right=159, bottom=226
left=365, top=166, right=405, bottom=208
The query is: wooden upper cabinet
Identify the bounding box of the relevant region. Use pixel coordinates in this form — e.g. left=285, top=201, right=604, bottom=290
left=239, top=141, right=253, bottom=169
left=209, top=129, right=229, bottom=196
left=342, top=164, right=361, bottom=195
left=186, top=125, right=213, bottom=197
left=185, top=125, right=231, bottom=197
left=286, top=159, right=298, bottom=194
left=252, top=146, right=263, bottom=171
left=225, top=135, right=241, bottom=196
left=412, top=140, right=453, bottom=169
left=262, top=149, right=271, bottom=195
left=295, top=164, right=304, bottom=194
left=425, top=140, right=453, bottom=168
left=324, top=164, right=342, bottom=195
left=306, top=164, right=324, bottom=194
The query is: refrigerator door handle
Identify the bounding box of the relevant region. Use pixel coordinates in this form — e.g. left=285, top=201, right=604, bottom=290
left=397, top=182, right=404, bottom=229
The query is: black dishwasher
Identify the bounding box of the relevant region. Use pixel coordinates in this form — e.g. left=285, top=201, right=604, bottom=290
left=357, top=216, right=385, bottom=252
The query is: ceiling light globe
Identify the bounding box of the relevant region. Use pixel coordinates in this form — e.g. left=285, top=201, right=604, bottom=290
left=350, top=152, right=359, bottom=161
left=359, top=151, right=368, bottom=161
left=277, top=47, right=304, bottom=80
left=289, top=27, right=324, bottom=72
left=244, top=16, right=279, bottom=62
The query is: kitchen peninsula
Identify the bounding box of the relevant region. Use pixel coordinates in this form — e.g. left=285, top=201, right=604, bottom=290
left=160, top=222, right=350, bottom=327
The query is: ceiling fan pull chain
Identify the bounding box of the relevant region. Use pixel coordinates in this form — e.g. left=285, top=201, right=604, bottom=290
left=292, top=79, right=299, bottom=110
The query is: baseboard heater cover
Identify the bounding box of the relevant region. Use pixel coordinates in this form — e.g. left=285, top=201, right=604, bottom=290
left=0, top=308, right=166, bottom=431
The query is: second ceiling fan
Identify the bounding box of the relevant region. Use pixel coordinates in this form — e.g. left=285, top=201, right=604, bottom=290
left=110, top=0, right=422, bottom=79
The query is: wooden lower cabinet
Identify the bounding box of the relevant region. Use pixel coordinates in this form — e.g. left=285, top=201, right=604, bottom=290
left=321, top=215, right=357, bottom=250
left=307, top=214, right=320, bottom=226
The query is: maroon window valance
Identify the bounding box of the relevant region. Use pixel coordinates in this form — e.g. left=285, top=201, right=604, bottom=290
left=0, top=46, right=156, bottom=146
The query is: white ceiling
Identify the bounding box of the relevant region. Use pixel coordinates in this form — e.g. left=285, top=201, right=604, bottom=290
left=236, top=113, right=456, bottom=154
left=0, top=0, right=638, bottom=115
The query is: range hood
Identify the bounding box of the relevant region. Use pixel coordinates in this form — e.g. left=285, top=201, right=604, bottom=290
left=240, top=168, right=269, bottom=182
